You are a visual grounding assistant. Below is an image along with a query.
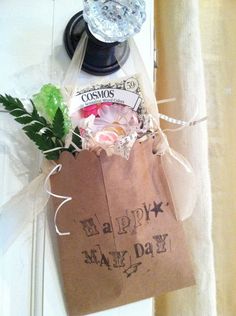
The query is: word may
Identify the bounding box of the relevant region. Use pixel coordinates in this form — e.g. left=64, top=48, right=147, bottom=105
left=81, top=234, right=169, bottom=274
left=80, top=200, right=164, bottom=238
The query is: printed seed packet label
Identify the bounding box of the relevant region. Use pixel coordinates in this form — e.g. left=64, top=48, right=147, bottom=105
left=69, top=75, right=145, bottom=115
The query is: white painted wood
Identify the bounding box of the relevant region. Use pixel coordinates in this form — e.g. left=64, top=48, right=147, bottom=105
left=0, top=1, right=154, bottom=315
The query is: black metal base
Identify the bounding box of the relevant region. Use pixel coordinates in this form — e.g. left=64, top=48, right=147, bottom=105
left=64, top=11, right=130, bottom=76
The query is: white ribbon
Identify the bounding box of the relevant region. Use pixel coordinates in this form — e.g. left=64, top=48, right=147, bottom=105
left=0, top=160, right=52, bottom=254
left=153, top=129, right=197, bottom=221
left=44, top=164, right=71, bottom=236
left=0, top=160, right=72, bottom=254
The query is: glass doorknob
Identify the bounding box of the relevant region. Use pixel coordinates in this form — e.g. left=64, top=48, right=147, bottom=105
left=83, top=0, right=146, bottom=43
left=63, top=0, right=146, bottom=75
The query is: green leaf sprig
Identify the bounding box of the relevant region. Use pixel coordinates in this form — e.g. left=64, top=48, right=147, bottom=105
left=0, top=94, right=75, bottom=160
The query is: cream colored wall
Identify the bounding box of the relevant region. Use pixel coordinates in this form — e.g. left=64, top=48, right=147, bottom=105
left=155, top=0, right=236, bottom=315
left=200, top=1, right=236, bottom=315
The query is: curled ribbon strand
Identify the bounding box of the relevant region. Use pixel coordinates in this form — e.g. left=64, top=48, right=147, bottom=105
left=44, top=164, right=72, bottom=236
left=157, top=97, right=207, bottom=132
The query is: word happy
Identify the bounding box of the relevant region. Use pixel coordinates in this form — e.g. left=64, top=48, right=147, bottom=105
left=80, top=200, right=165, bottom=238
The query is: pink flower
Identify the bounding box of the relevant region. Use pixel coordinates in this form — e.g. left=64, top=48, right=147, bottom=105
left=95, top=130, right=119, bottom=146
left=93, top=104, right=139, bottom=134
left=80, top=102, right=112, bottom=118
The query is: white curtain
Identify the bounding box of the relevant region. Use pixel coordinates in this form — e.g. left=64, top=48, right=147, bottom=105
left=155, top=1, right=217, bottom=315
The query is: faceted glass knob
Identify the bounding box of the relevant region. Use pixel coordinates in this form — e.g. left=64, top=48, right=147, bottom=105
left=83, top=0, right=146, bottom=43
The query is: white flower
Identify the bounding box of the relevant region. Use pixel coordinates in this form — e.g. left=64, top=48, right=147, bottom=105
left=93, top=104, right=139, bottom=134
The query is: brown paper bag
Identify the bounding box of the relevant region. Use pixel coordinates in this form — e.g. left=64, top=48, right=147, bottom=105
left=50, top=136, right=195, bottom=316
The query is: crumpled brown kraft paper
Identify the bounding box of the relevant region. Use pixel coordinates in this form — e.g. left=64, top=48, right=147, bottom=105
left=50, top=136, right=195, bottom=316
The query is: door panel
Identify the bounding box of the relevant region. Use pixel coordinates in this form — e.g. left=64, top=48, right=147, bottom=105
left=0, top=1, right=154, bottom=315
